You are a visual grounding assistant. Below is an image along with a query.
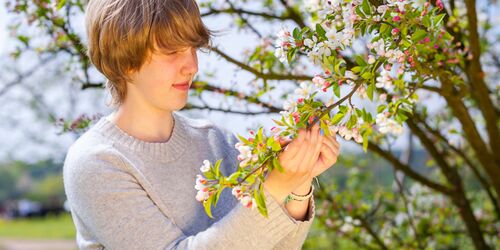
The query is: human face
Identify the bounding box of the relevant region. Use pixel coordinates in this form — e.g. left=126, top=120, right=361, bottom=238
left=125, top=47, right=198, bottom=111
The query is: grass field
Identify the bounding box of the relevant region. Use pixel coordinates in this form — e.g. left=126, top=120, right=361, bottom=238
left=0, top=213, right=75, bottom=240
left=0, top=212, right=350, bottom=249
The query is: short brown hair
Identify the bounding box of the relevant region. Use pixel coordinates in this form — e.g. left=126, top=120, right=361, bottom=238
left=85, top=0, right=212, bottom=106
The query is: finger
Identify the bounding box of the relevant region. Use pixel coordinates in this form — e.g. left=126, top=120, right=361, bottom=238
left=331, top=134, right=339, bottom=148
left=286, top=130, right=311, bottom=171
left=281, top=129, right=306, bottom=160
left=319, top=144, right=336, bottom=163
left=301, top=125, right=321, bottom=172
left=323, top=136, right=340, bottom=155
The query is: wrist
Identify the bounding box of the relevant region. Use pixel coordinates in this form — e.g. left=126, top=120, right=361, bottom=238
left=263, top=180, right=288, bottom=205
left=293, top=179, right=313, bottom=196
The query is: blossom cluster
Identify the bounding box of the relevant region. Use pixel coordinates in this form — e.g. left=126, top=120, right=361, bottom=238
left=195, top=0, right=457, bottom=218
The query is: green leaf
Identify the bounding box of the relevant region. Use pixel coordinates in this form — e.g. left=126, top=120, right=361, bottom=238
left=272, top=119, right=285, bottom=126
left=361, top=0, right=372, bottom=15
left=422, top=15, right=431, bottom=28
left=267, top=136, right=281, bottom=152
left=320, top=119, right=332, bottom=136
left=17, top=35, right=30, bottom=46
left=339, top=105, right=348, bottom=113
left=380, top=23, right=389, bottom=36
left=292, top=27, right=300, bottom=40
left=355, top=55, right=367, bottom=66
left=214, top=159, right=222, bottom=178
left=56, top=0, right=67, bottom=10
left=333, top=83, right=341, bottom=98
left=331, top=112, right=346, bottom=125
left=272, top=142, right=281, bottom=151
left=254, top=184, right=268, bottom=218
left=346, top=115, right=358, bottom=129
left=377, top=104, right=387, bottom=113
left=362, top=131, right=369, bottom=152
left=205, top=171, right=216, bottom=180
left=203, top=196, right=214, bottom=219
left=355, top=5, right=366, bottom=19
left=227, top=172, right=240, bottom=183
left=433, top=13, right=446, bottom=27
left=273, top=157, right=284, bottom=173
left=266, top=136, right=275, bottom=146
left=411, top=29, right=427, bottom=42
left=237, top=135, right=251, bottom=145
left=351, top=66, right=362, bottom=73
left=287, top=47, right=297, bottom=64
left=361, top=72, right=373, bottom=80
left=355, top=108, right=363, bottom=117
left=367, top=82, right=375, bottom=101
left=213, top=186, right=225, bottom=207
left=316, top=23, right=327, bottom=40
left=334, top=61, right=342, bottom=74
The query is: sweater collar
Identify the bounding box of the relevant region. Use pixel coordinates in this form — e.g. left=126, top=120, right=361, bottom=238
left=92, top=111, right=190, bottom=162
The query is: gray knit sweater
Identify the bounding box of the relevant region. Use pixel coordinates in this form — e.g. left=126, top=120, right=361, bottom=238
left=63, top=111, right=315, bottom=250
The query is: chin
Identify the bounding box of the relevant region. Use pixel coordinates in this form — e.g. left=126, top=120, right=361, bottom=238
left=167, top=100, right=188, bottom=111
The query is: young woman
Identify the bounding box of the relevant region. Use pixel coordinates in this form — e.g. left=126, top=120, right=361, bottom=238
left=63, top=0, right=340, bottom=249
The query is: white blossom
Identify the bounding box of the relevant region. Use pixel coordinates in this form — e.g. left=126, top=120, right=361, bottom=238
left=307, top=49, right=322, bottom=64
left=274, top=47, right=287, bottom=63
left=376, top=113, right=403, bottom=136
left=195, top=189, right=210, bottom=202
left=387, top=0, right=410, bottom=12
left=232, top=186, right=243, bottom=199
left=294, top=82, right=314, bottom=99
left=240, top=195, right=257, bottom=209
left=368, top=55, right=376, bottom=64
left=200, top=160, right=210, bottom=173
left=376, top=70, right=392, bottom=89
left=283, top=99, right=298, bottom=112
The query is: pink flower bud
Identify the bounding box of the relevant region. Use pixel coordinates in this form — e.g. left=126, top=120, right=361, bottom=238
left=281, top=41, right=291, bottom=48
left=392, top=16, right=401, bottom=22
left=436, top=0, right=444, bottom=10
left=292, top=112, right=300, bottom=123
left=270, top=126, right=280, bottom=134
left=391, top=28, right=400, bottom=36
left=308, top=115, right=316, bottom=124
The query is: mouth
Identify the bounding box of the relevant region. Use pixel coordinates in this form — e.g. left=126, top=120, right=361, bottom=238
left=172, top=81, right=190, bottom=91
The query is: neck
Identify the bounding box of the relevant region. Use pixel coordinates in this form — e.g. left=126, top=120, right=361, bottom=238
left=109, top=103, right=175, bottom=143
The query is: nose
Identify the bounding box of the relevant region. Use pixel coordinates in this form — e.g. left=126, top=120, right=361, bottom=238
left=180, top=47, right=198, bottom=77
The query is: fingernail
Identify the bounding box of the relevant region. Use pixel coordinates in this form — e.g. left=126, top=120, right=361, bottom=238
left=319, top=128, right=324, bottom=135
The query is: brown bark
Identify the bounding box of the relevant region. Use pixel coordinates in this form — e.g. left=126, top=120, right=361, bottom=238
left=407, top=118, right=490, bottom=249
left=463, top=0, right=500, bottom=171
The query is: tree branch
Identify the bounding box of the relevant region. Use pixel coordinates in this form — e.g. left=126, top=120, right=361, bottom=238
left=209, top=47, right=312, bottom=81
left=367, top=142, right=453, bottom=195
left=406, top=116, right=490, bottom=250
left=183, top=104, right=274, bottom=115
left=413, top=113, right=500, bottom=221
left=463, top=0, right=500, bottom=170
left=278, top=0, right=306, bottom=28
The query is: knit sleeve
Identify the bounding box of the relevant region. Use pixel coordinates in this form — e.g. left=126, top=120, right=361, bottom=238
left=272, top=197, right=316, bottom=250
left=221, top=130, right=316, bottom=250
left=63, top=145, right=303, bottom=250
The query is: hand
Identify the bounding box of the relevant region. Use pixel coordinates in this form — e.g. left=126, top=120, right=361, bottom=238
left=289, top=130, right=340, bottom=196
left=263, top=125, right=323, bottom=203
left=310, top=131, right=340, bottom=178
